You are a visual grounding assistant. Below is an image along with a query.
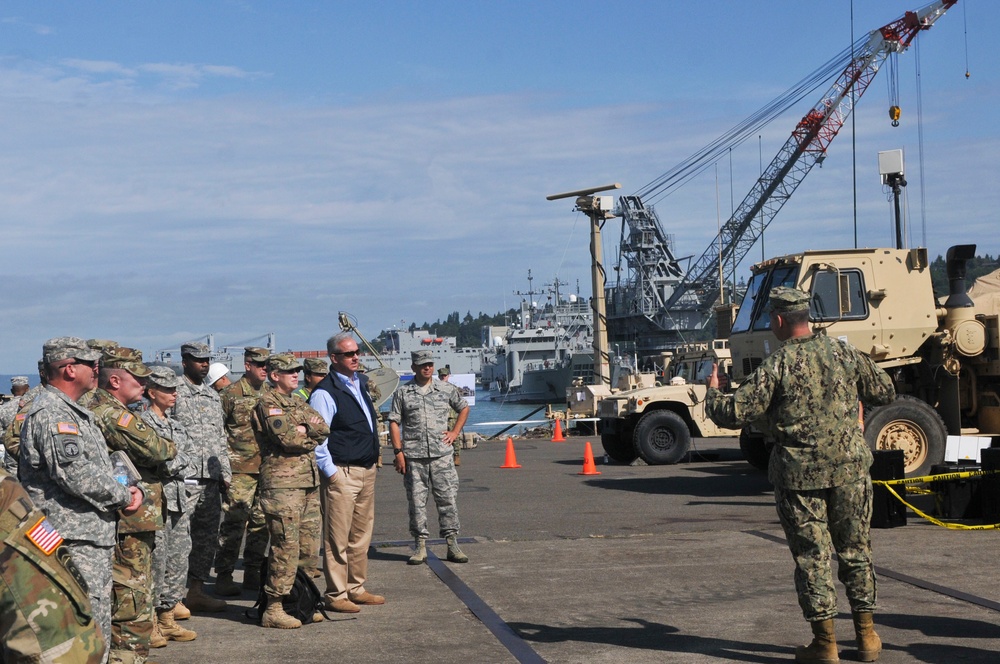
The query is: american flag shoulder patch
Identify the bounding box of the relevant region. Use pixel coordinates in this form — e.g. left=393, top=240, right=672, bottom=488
left=117, top=412, right=134, bottom=428
left=268, top=408, right=284, bottom=416
left=15, top=413, right=26, bottom=422
left=27, top=516, right=63, bottom=555
left=56, top=422, right=80, bottom=435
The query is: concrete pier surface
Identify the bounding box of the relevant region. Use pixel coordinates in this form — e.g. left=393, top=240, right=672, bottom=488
left=153, top=436, right=999, bottom=663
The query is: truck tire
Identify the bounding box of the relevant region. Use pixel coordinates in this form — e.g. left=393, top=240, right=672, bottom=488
left=739, top=429, right=771, bottom=472
left=864, top=395, right=946, bottom=477
left=601, top=430, right=638, bottom=463
left=632, top=410, right=691, bottom=465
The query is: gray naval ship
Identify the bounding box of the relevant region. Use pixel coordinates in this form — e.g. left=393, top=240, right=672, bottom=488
left=373, top=327, right=483, bottom=380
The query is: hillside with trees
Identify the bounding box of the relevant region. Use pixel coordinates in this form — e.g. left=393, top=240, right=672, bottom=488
left=930, top=252, right=998, bottom=298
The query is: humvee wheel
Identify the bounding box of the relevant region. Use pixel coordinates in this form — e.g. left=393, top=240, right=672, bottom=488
left=601, top=430, right=638, bottom=463
left=739, top=429, right=771, bottom=472
left=864, top=395, right=946, bottom=477
left=633, top=410, right=691, bottom=465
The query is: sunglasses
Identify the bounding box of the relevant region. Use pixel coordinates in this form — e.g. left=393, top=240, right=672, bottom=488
left=332, top=350, right=359, bottom=358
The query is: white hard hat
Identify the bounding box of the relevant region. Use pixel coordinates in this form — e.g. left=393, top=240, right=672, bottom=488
left=206, top=362, right=230, bottom=386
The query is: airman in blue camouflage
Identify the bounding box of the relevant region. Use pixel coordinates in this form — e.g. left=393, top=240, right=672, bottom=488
left=251, top=353, right=329, bottom=628
left=19, top=337, right=144, bottom=663
left=705, top=287, right=895, bottom=663
left=216, top=346, right=271, bottom=596
left=388, top=350, right=470, bottom=565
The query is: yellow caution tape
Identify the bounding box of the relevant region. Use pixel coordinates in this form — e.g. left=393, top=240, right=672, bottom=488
left=874, top=482, right=1000, bottom=530
left=874, top=467, right=1000, bottom=486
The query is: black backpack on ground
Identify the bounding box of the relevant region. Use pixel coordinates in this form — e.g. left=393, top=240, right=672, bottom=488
left=249, top=559, right=327, bottom=625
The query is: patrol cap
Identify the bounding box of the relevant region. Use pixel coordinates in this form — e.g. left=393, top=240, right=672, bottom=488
left=103, top=347, right=153, bottom=378
left=303, top=357, right=329, bottom=375
left=10, top=376, right=29, bottom=387
left=411, top=349, right=433, bottom=366
left=180, top=342, right=211, bottom=359
left=43, top=337, right=102, bottom=364
left=769, top=287, right=811, bottom=314
left=87, top=339, right=120, bottom=352
left=206, top=363, right=230, bottom=386
left=437, top=366, right=451, bottom=377
left=244, top=346, right=270, bottom=363
left=267, top=353, right=303, bottom=373
left=147, top=366, right=182, bottom=389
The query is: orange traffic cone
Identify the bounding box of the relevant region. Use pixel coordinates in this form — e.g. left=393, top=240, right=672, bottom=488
left=551, top=418, right=566, bottom=442
left=500, top=437, right=521, bottom=469
left=578, top=441, right=601, bottom=475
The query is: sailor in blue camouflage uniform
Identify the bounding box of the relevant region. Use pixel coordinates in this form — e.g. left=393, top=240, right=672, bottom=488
left=19, top=337, right=143, bottom=663
left=89, top=347, right=177, bottom=664
left=171, top=341, right=231, bottom=613
left=388, top=349, right=470, bottom=565
left=705, top=287, right=896, bottom=664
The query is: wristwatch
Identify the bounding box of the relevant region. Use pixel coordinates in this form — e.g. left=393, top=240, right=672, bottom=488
left=393, top=448, right=403, bottom=455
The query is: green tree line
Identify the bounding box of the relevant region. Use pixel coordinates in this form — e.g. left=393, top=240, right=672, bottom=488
left=930, top=253, right=998, bottom=298
left=374, top=309, right=520, bottom=350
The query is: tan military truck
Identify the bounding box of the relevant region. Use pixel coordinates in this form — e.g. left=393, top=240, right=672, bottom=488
left=597, top=340, right=741, bottom=464
left=728, top=244, right=1000, bottom=477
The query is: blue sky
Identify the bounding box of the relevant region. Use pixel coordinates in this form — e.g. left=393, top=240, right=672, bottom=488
left=1, top=1, right=997, bottom=372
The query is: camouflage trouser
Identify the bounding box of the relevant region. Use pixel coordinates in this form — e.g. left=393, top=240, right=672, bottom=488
left=259, top=486, right=317, bottom=598
left=62, top=539, right=114, bottom=663
left=299, top=485, right=321, bottom=574
left=775, top=477, right=877, bottom=621
left=215, top=473, right=269, bottom=576
left=184, top=480, right=222, bottom=581
left=153, top=508, right=192, bottom=611
left=403, top=455, right=460, bottom=539
left=111, top=531, right=155, bottom=658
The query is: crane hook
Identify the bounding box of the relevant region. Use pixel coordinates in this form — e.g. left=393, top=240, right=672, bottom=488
left=889, top=105, right=901, bottom=128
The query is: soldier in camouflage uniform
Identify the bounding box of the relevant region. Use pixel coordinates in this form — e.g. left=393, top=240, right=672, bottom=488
left=216, top=347, right=271, bottom=596
left=19, top=337, right=144, bottom=662
left=388, top=350, right=470, bottom=565
left=290, top=357, right=328, bottom=578
left=705, top=287, right=896, bottom=664
left=437, top=366, right=462, bottom=467
left=140, top=366, right=198, bottom=646
left=171, top=341, right=231, bottom=613
left=251, top=354, right=330, bottom=628
left=1, top=370, right=43, bottom=475
left=77, top=340, right=120, bottom=410
left=90, top=347, right=178, bottom=664
left=1, top=467, right=106, bottom=663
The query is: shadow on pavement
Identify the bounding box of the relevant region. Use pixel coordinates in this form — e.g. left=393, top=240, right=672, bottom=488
left=507, top=617, right=790, bottom=663
left=583, top=473, right=773, bottom=498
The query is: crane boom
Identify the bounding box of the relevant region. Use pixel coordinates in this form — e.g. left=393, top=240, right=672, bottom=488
left=665, top=0, right=956, bottom=312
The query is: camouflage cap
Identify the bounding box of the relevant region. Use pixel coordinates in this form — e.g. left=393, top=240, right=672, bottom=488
left=86, top=339, right=120, bottom=352
left=147, top=365, right=182, bottom=389
left=411, top=349, right=433, bottom=366
left=180, top=341, right=211, bottom=359
left=102, top=347, right=153, bottom=378
left=437, top=366, right=451, bottom=377
left=303, top=357, right=329, bottom=375
left=769, top=287, right=811, bottom=313
left=10, top=375, right=29, bottom=387
left=267, top=353, right=302, bottom=373
left=244, top=346, right=270, bottom=363
left=43, top=337, right=102, bottom=364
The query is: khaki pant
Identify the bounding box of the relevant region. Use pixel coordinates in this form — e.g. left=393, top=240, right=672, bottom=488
left=320, top=465, right=376, bottom=602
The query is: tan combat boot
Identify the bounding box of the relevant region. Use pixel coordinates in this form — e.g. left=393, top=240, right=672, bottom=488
left=214, top=572, right=241, bottom=597
left=407, top=539, right=427, bottom=565
left=446, top=535, right=468, bottom=563
left=185, top=579, right=227, bottom=613
left=172, top=601, right=191, bottom=620
left=150, top=612, right=167, bottom=649
left=157, top=607, right=197, bottom=642
left=795, top=619, right=839, bottom=663
left=852, top=612, right=881, bottom=662
left=261, top=596, right=302, bottom=629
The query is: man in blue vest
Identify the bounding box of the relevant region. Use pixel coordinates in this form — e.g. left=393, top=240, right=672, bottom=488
left=310, top=332, right=385, bottom=613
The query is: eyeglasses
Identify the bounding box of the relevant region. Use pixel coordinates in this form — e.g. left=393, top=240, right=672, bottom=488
left=65, top=359, right=98, bottom=370
left=332, top=350, right=359, bottom=358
